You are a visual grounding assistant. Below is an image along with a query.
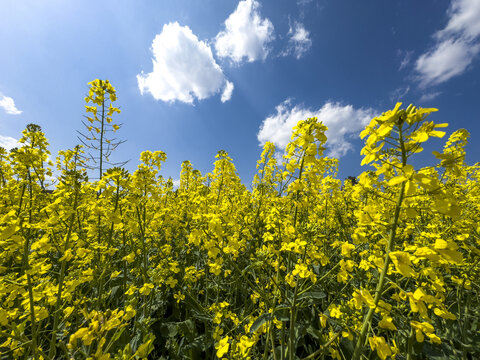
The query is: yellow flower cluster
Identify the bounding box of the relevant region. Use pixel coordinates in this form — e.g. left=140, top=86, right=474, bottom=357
left=0, top=100, right=479, bottom=360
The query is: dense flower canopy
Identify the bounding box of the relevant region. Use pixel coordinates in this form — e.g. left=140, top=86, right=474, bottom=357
left=0, top=97, right=479, bottom=359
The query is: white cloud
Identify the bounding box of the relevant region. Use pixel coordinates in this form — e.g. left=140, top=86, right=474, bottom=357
left=172, top=179, right=180, bottom=189
left=0, top=95, right=22, bottom=115
left=416, top=38, right=480, bottom=86
left=0, top=135, right=20, bottom=150
left=436, top=0, right=480, bottom=41
left=283, top=22, right=312, bottom=59
left=415, top=0, right=480, bottom=87
left=257, top=100, right=375, bottom=158
left=137, top=22, right=232, bottom=104
left=419, top=91, right=442, bottom=103
left=221, top=81, right=234, bottom=103
left=214, top=0, right=274, bottom=64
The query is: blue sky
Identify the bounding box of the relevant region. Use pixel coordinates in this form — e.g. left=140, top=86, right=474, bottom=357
left=1, top=0, right=479, bottom=186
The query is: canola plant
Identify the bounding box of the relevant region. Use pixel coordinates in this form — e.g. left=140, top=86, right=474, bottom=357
left=0, top=81, right=479, bottom=359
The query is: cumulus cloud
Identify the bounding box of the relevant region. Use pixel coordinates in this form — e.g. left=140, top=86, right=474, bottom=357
left=0, top=135, right=20, bottom=150
left=0, top=95, right=22, bottom=115
left=257, top=100, right=375, bottom=158
left=221, top=81, right=234, bottom=103
left=283, top=22, right=312, bottom=59
left=415, top=0, right=480, bottom=87
left=214, top=0, right=274, bottom=63
left=137, top=22, right=232, bottom=104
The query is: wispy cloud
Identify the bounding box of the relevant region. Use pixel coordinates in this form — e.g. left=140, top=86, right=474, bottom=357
left=398, top=50, right=413, bottom=71
left=137, top=22, right=232, bottom=104
left=257, top=100, right=375, bottom=158
left=296, top=0, right=323, bottom=18
left=415, top=0, right=480, bottom=87
left=416, top=39, right=480, bottom=87
left=214, top=0, right=274, bottom=64
left=436, top=0, right=480, bottom=41
left=419, top=91, right=442, bottom=103
left=282, top=21, right=312, bottom=59
left=297, top=0, right=313, bottom=6
left=390, top=86, right=410, bottom=103
left=0, top=95, right=22, bottom=115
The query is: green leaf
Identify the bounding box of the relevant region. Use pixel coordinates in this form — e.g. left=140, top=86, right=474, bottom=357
left=249, top=313, right=272, bottom=334
left=297, top=291, right=327, bottom=301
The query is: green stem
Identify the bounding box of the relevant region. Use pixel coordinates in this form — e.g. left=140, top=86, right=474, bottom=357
left=99, top=88, right=105, bottom=181
left=352, top=121, right=407, bottom=360
left=48, top=189, right=79, bottom=358
left=26, top=272, right=39, bottom=360
left=289, top=151, right=306, bottom=360
left=352, top=180, right=405, bottom=360
left=406, top=326, right=415, bottom=360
